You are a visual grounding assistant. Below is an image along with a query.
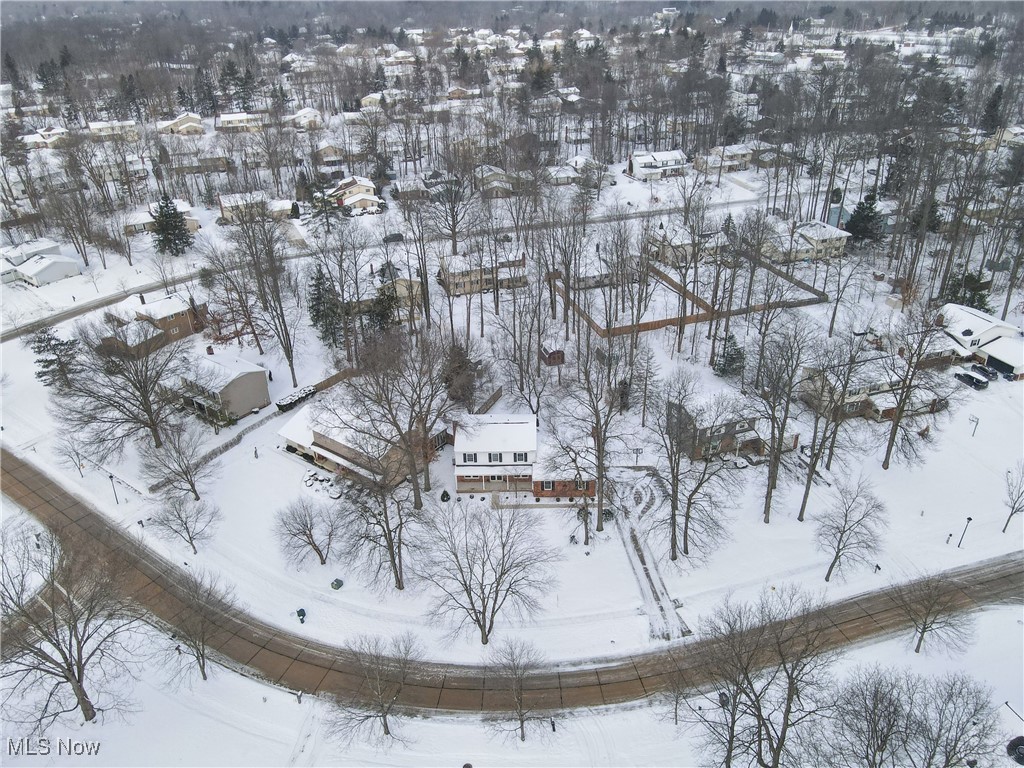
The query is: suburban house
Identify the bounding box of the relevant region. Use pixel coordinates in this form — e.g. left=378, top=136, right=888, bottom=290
left=167, top=156, right=235, bottom=176
left=938, top=303, right=1024, bottom=380
left=157, top=112, right=204, bottom=135
left=453, top=413, right=595, bottom=498
left=214, top=112, right=265, bottom=132
left=343, top=192, right=385, bottom=213
left=392, top=176, right=430, bottom=200
left=325, top=175, right=376, bottom=205
left=123, top=199, right=201, bottom=235
left=11, top=253, right=81, bottom=287
left=648, top=223, right=728, bottom=266
left=19, top=126, right=68, bottom=149
left=766, top=218, right=851, bottom=262
left=1, top=238, right=61, bottom=266
left=666, top=401, right=771, bottom=460
left=86, top=120, right=139, bottom=141
left=447, top=85, right=482, bottom=100
left=544, top=165, right=581, bottom=186
left=135, top=292, right=207, bottom=341
left=799, top=360, right=947, bottom=423
left=278, top=403, right=424, bottom=488
left=98, top=293, right=208, bottom=356
left=628, top=150, right=687, bottom=181
left=218, top=191, right=269, bottom=222
left=314, top=143, right=346, bottom=169
left=694, top=144, right=753, bottom=173
left=288, top=107, right=324, bottom=130
left=181, top=350, right=271, bottom=422
left=437, top=253, right=528, bottom=296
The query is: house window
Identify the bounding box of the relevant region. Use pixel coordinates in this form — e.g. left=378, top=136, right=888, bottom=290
left=843, top=401, right=861, bottom=414
left=170, top=327, right=180, bottom=335
left=970, top=339, right=980, bottom=347
left=488, top=452, right=502, bottom=463
left=489, top=474, right=504, bottom=482
left=462, top=453, right=477, bottom=463
left=541, top=480, right=554, bottom=491
left=513, top=452, right=528, bottom=463
left=575, top=479, right=587, bottom=491
left=462, top=475, right=480, bottom=480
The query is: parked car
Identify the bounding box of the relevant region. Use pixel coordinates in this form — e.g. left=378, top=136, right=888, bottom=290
left=971, top=363, right=999, bottom=381
left=1003, top=371, right=1018, bottom=382
left=383, top=232, right=404, bottom=244
left=955, top=371, right=989, bottom=390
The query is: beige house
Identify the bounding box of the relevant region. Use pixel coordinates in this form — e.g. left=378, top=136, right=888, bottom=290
left=325, top=175, right=376, bottom=204
left=214, top=112, right=265, bottom=132
left=123, top=199, right=200, bottom=235
left=314, top=143, right=346, bottom=168
left=87, top=120, right=139, bottom=141
left=157, top=112, right=204, bottom=135
left=182, top=351, right=271, bottom=421
left=19, top=126, right=68, bottom=149
left=289, top=107, right=324, bottom=130
left=218, top=191, right=269, bottom=222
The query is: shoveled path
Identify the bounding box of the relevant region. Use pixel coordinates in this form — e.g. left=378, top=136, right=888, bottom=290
left=3, top=446, right=1022, bottom=713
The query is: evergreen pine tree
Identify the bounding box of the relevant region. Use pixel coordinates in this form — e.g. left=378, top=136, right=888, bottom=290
left=980, top=84, right=1003, bottom=135
left=940, top=269, right=993, bottom=313
left=306, top=265, right=342, bottom=347
left=29, top=327, right=80, bottom=388
left=152, top=194, right=194, bottom=257
left=713, top=333, right=745, bottom=378
left=367, top=284, right=399, bottom=333
left=845, top=190, right=883, bottom=244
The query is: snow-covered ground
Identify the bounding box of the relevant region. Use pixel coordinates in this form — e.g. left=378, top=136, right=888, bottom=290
left=5, top=602, right=1020, bottom=768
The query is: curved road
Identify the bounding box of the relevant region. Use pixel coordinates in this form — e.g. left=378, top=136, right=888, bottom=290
left=3, top=446, right=1022, bottom=712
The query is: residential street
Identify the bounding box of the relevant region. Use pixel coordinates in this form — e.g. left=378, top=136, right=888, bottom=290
left=4, top=445, right=1021, bottom=713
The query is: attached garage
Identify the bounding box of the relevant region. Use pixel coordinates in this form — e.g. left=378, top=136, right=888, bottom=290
left=977, top=336, right=1024, bottom=380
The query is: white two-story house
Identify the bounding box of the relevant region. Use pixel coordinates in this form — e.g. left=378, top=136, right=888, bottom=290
left=453, top=413, right=537, bottom=493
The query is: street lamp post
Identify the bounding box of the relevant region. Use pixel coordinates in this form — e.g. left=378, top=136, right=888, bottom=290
left=957, top=516, right=973, bottom=548
left=108, top=473, right=119, bottom=505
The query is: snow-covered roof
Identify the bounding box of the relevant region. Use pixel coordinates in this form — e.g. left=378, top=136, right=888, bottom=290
left=343, top=193, right=383, bottom=206
left=278, top=403, right=315, bottom=447
left=981, top=336, right=1024, bottom=371
left=2, top=238, right=61, bottom=265
left=195, top=352, right=266, bottom=388
left=219, top=191, right=268, bottom=208
left=454, top=413, right=537, bottom=455
left=138, top=293, right=191, bottom=320
left=796, top=220, right=851, bottom=242
left=147, top=199, right=191, bottom=217
left=939, top=303, right=1022, bottom=343
left=17, top=253, right=80, bottom=278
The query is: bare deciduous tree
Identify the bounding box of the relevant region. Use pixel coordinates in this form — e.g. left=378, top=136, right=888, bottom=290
left=55, top=434, right=89, bottom=478
left=1003, top=460, right=1024, bottom=533
left=651, top=374, right=737, bottom=562
left=139, top=420, right=219, bottom=500
left=320, top=330, right=456, bottom=509
left=417, top=500, right=559, bottom=645
left=0, top=522, right=145, bottom=731
left=888, top=573, right=975, bottom=654
left=52, top=313, right=192, bottom=456
left=226, top=204, right=303, bottom=387
left=746, top=313, right=815, bottom=524
left=488, top=637, right=547, bottom=742
left=274, top=497, right=343, bottom=566
left=806, top=665, right=1002, bottom=768
left=814, top=476, right=888, bottom=582
left=339, top=484, right=418, bottom=591
left=879, top=302, right=954, bottom=470
left=169, top=569, right=236, bottom=682
left=692, top=588, right=838, bottom=768
left=151, top=495, right=222, bottom=556
left=325, top=632, right=423, bottom=744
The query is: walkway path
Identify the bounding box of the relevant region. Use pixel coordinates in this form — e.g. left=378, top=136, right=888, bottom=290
left=3, top=446, right=1021, bottom=713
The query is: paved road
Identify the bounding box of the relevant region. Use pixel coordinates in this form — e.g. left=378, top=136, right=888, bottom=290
left=0, top=194, right=747, bottom=345
left=3, top=446, right=1022, bottom=712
